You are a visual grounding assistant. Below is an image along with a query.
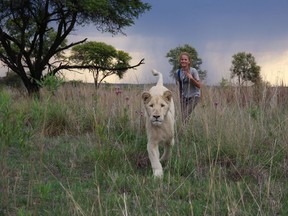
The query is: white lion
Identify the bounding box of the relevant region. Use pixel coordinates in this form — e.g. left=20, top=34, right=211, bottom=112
left=142, top=69, right=175, bottom=178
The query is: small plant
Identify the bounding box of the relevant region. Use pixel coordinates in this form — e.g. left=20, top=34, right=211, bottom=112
left=17, top=207, right=32, bottom=216
left=248, top=106, right=260, bottom=120
left=37, top=74, right=65, bottom=95
left=35, top=182, right=52, bottom=200
left=0, top=92, right=31, bottom=148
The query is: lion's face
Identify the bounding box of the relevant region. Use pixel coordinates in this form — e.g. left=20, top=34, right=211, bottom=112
left=142, top=90, right=172, bottom=126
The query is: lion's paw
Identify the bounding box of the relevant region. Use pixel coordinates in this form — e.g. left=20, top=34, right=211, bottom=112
left=153, top=169, right=163, bottom=178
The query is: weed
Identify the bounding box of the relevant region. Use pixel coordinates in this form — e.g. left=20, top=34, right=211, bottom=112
left=1, top=84, right=288, bottom=215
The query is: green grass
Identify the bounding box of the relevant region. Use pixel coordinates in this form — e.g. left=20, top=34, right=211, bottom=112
left=1, top=84, right=288, bottom=215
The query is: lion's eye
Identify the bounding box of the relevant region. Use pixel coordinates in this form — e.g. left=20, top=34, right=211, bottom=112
left=161, top=104, right=165, bottom=107
left=149, top=104, right=154, bottom=108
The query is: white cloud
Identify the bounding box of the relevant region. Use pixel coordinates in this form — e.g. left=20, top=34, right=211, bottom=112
left=200, top=39, right=288, bottom=86
left=257, top=50, right=288, bottom=85
left=2, top=31, right=288, bottom=87
left=60, top=35, right=288, bottom=86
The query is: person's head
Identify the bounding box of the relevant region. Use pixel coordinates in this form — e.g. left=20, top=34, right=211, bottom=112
left=179, top=52, right=191, bottom=69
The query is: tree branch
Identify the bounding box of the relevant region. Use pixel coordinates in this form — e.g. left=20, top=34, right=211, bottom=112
left=50, top=58, right=145, bottom=76
left=55, top=38, right=87, bottom=54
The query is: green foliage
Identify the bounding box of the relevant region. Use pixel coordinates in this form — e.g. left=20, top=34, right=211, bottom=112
left=70, top=41, right=132, bottom=88
left=247, top=106, right=261, bottom=120
left=0, top=92, right=31, bottom=149
left=35, top=182, right=52, bottom=200
left=17, top=207, right=32, bottom=216
left=166, top=44, right=207, bottom=80
left=114, top=50, right=133, bottom=77
left=37, top=74, right=65, bottom=95
left=230, top=52, right=261, bottom=85
left=0, top=0, right=150, bottom=95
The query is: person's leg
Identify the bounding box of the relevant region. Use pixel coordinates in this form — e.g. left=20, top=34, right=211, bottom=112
left=187, top=96, right=200, bottom=115
left=181, top=97, right=189, bottom=123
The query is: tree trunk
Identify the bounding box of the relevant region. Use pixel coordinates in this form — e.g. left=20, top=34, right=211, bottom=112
left=23, top=79, right=41, bottom=99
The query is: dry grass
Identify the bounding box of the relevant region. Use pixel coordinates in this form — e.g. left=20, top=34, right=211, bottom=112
left=1, top=82, right=288, bottom=215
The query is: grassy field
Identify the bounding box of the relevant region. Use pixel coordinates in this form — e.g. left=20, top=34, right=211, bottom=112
left=1, top=82, right=288, bottom=216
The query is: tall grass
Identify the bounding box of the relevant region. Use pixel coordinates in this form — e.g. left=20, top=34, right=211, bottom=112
left=0, top=83, right=288, bottom=215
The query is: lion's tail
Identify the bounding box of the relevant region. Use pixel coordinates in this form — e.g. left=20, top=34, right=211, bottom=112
left=152, top=69, right=163, bottom=86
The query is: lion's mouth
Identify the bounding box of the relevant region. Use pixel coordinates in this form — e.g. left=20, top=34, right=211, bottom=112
left=152, top=119, right=162, bottom=125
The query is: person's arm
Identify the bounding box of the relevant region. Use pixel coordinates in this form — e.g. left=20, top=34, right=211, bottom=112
left=191, top=77, right=201, bottom=88
left=186, top=72, right=201, bottom=88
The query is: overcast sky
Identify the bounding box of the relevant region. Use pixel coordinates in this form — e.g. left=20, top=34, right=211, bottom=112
left=1, top=0, right=288, bottom=86
left=67, top=0, right=288, bottom=85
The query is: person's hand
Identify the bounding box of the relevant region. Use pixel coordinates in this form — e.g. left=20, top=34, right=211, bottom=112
left=184, top=70, right=193, bottom=80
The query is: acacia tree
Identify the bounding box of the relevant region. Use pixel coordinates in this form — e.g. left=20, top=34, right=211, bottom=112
left=69, top=41, right=132, bottom=89
left=166, top=44, right=207, bottom=81
left=230, top=52, right=261, bottom=86
left=0, top=0, right=150, bottom=96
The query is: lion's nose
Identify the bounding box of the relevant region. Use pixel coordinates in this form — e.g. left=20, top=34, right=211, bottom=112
left=153, top=115, right=160, bottom=120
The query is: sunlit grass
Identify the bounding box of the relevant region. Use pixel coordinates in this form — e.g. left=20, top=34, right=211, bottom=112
left=0, top=83, right=288, bottom=215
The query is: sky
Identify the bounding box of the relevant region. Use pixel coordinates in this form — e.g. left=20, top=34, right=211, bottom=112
left=69, top=0, right=288, bottom=86
left=1, top=0, right=288, bottom=86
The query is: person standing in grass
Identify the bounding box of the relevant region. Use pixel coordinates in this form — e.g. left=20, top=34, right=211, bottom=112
left=175, top=52, right=201, bottom=123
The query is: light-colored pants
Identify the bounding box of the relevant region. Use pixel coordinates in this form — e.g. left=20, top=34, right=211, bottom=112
left=181, top=96, right=200, bottom=123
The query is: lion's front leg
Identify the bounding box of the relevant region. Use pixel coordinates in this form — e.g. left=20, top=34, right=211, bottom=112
left=160, top=138, right=174, bottom=167
left=147, top=142, right=163, bottom=178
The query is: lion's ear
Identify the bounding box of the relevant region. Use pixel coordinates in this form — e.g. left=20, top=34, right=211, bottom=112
left=163, top=90, right=172, bottom=102
left=142, top=91, right=151, bottom=104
